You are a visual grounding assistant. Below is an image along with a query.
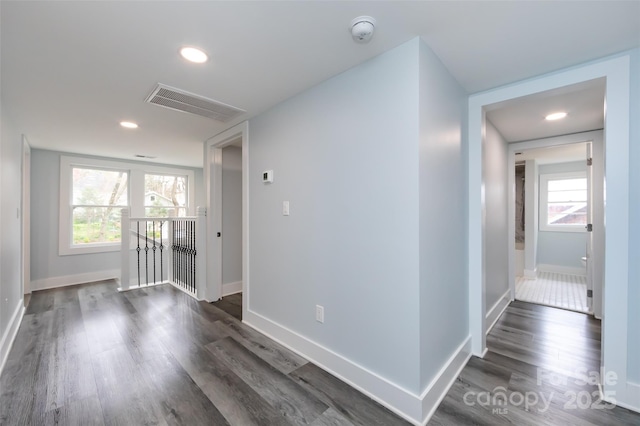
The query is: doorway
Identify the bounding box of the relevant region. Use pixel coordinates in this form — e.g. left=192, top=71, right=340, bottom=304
left=509, top=141, right=601, bottom=315
left=468, top=54, right=632, bottom=405
left=21, top=136, right=31, bottom=301
left=204, top=122, right=249, bottom=319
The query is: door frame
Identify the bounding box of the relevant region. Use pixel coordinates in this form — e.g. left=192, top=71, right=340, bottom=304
left=469, top=54, right=630, bottom=404
left=204, top=121, right=249, bottom=309
left=506, top=132, right=604, bottom=318
left=21, top=136, right=31, bottom=296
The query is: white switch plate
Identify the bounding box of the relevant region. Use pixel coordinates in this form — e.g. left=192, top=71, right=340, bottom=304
left=283, top=201, right=290, bottom=216
left=316, top=305, right=324, bottom=323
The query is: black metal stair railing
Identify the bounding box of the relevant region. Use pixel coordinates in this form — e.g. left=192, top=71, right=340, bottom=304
left=171, top=218, right=197, bottom=295
left=119, top=208, right=205, bottom=298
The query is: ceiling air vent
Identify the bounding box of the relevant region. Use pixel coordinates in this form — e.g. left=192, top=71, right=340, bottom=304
left=145, top=83, right=245, bottom=123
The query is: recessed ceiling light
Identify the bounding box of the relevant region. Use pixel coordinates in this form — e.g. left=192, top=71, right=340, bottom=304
left=545, top=112, right=567, bottom=121
left=120, top=121, right=138, bottom=129
left=180, top=46, right=208, bottom=63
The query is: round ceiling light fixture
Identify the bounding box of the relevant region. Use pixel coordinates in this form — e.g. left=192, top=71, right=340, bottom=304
left=120, top=121, right=139, bottom=129
left=545, top=112, right=568, bottom=121
left=350, top=16, right=376, bottom=43
left=180, top=46, right=208, bottom=63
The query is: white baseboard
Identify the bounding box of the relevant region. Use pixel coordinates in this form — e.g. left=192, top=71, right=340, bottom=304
left=419, top=337, right=472, bottom=424
left=0, top=300, right=25, bottom=377
left=615, top=381, right=640, bottom=413
left=524, top=268, right=537, bottom=279
left=31, top=269, right=119, bottom=291
left=537, top=263, right=586, bottom=277
left=486, top=289, right=511, bottom=335
left=243, top=309, right=471, bottom=425
left=222, top=281, right=242, bottom=296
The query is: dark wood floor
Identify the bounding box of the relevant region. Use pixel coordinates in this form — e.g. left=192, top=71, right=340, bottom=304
left=0, top=281, right=409, bottom=425
left=431, top=300, right=640, bottom=425
left=213, top=292, right=243, bottom=321
left=2, top=283, right=639, bottom=425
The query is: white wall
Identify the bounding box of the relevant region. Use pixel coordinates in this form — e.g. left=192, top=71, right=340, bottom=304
left=243, top=38, right=469, bottom=423
left=247, top=39, right=421, bottom=392
left=627, top=48, right=640, bottom=385
left=0, top=106, right=25, bottom=372
left=484, top=120, right=509, bottom=310
left=537, top=161, right=588, bottom=271
left=418, top=40, right=469, bottom=391
left=221, top=145, right=242, bottom=287
left=30, top=149, right=204, bottom=289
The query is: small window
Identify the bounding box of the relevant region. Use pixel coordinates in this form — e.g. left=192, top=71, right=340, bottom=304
left=539, top=172, right=587, bottom=232
left=144, top=174, right=188, bottom=217
left=72, top=167, right=129, bottom=245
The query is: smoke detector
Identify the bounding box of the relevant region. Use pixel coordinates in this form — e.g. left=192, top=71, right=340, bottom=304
left=350, top=16, right=376, bottom=43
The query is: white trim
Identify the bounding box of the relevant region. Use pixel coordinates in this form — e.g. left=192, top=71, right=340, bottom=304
left=117, top=279, right=168, bottom=292
left=244, top=308, right=471, bottom=425
left=418, top=337, right=472, bottom=425
left=222, top=281, right=242, bottom=296
left=537, top=263, right=586, bottom=277
left=30, top=269, right=119, bottom=291
left=523, top=268, right=538, bottom=279
left=0, top=301, right=25, bottom=377
left=616, top=381, right=640, bottom=413
left=204, top=121, right=249, bottom=303
left=21, top=136, right=31, bottom=295
left=485, top=289, right=511, bottom=335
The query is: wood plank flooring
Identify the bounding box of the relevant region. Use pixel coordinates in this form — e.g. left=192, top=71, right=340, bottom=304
left=431, top=300, right=640, bottom=425
left=2, top=283, right=639, bottom=425
left=213, top=293, right=243, bottom=321
left=0, top=281, right=408, bottom=426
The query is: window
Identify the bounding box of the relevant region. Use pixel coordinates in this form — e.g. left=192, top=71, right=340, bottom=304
left=144, top=174, right=188, bottom=217
left=60, top=156, right=195, bottom=255
left=72, top=167, right=128, bottom=244
left=539, top=172, right=587, bottom=232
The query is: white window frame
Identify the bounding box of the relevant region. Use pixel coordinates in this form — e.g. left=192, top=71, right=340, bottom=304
left=59, top=156, right=195, bottom=255
left=539, top=171, right=587, bottom=233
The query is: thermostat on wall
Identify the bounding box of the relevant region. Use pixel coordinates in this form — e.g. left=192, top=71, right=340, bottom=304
left=262, top=170, right=274, bottom=183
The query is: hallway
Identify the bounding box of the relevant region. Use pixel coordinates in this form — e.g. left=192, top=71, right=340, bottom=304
left=0, top=281, right=408, bottom=425
left=431, top=301, right=639, bottom=425
left=1, top=282, right=638, bottom=425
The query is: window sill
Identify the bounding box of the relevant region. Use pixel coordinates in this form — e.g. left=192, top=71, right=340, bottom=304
left=59, top=242, right=121, bottom=256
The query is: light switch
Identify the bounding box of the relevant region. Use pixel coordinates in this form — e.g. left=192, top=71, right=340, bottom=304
left=283, top=201, right=290, bottom=216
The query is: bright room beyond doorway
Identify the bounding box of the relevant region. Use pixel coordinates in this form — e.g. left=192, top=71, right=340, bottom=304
left=516, top=271, right=588, bottom=313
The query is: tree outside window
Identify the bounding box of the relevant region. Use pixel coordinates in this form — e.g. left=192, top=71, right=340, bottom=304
left=72, top=168, right=128, bottom=244
left=144, top=174, right=187, bottom=217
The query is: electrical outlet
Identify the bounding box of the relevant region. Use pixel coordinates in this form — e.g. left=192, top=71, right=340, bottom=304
left=315, top=305, right=324, bottom=323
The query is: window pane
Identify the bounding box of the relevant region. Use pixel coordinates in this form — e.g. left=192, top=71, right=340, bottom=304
left=144, top=207, right=187, bottom=218
left=73, top=168, right=128, bottom=205
left=144, top=174, right=187, bottom=217
left=547, top=203, right=587, bottom=225
left=548, top=190, right=587, bottom=203
left=548, top=178, right=587, bottom=191
left=72, top=207, right=121, bottom=244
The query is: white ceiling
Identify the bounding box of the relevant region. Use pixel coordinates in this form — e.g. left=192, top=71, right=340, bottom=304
left=1, top=1, right=638, bottom=167
left=486, top=78, right=606, bottom=143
